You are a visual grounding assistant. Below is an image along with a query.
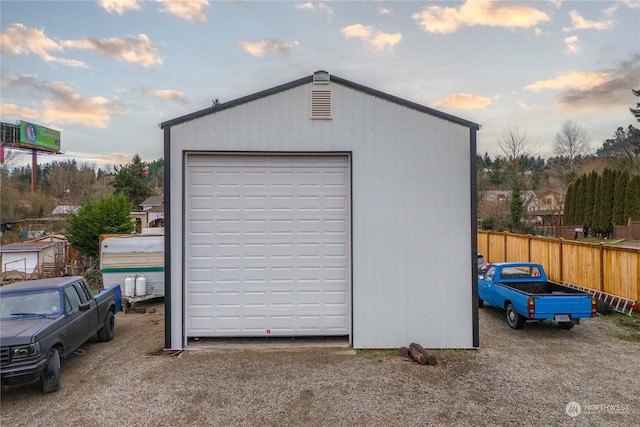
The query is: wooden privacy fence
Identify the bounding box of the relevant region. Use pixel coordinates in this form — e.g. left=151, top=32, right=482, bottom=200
left=478, top=231, right=640, bottom=303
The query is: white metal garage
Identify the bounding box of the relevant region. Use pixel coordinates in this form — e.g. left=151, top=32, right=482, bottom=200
left=161, top=70, right=480, bottom=350
left=185, top=154, right=350, bottom=337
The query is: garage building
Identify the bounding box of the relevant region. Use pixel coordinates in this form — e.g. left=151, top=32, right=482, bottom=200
left=160, top=71, right=479, bottom=349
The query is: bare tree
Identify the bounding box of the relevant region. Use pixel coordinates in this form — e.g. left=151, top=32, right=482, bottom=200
left=497, top=125, right=538, bottom=188
left=553, top=119, right=591, bottom=173
left=498, top=125, right=537, bottom=160
left=0, top=146, right=27, bottom=169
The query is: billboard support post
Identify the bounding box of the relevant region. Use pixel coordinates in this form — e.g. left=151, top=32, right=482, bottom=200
left=31, top=150, right=38, bottom=193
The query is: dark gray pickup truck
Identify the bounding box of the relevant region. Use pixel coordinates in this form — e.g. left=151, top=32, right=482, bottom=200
left=0, top=276, right=122, bottom=393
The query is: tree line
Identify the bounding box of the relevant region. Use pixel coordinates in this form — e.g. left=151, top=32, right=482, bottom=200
left=1, top=155, right=163, bottom=224
left=563, top=169, right=640, bottom=237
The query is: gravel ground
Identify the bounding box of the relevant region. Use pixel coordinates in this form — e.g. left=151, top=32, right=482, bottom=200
left=1, top=301, right=639, bottom=426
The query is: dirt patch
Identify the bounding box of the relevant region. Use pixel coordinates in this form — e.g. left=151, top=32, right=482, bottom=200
left=1, top=301, right=638, bottom=426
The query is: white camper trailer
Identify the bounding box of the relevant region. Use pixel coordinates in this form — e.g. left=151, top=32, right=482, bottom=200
left=100, top=235, right=164, bottom=306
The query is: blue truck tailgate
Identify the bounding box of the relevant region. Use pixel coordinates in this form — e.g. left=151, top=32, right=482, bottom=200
left=531, top=294, right=593, bottom=319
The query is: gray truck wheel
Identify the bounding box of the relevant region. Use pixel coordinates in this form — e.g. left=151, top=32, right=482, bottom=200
left=40, top=348, right=60, bottom=393
left=505, top=303, right=524, bottom=329
left=558, top=322, right=574, bottom=330
left=97, top=311, right=115, bottom=342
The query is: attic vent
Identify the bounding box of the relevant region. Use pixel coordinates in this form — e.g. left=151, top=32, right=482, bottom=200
left=311, top=89, right=332, bottom=120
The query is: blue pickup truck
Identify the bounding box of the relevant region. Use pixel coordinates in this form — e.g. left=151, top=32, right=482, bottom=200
left=1, top=276, right=122, bottom=393
left=478, top=262, right=595, bottom=329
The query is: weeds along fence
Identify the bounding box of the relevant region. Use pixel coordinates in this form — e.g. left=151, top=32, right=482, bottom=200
left=478, top=231, right=640, bottom=303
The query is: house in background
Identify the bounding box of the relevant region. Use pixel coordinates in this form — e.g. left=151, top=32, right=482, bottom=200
left=160, top=70, right=479, bottom=350
left=51, top=205, right=80, bottom=216
left=523, top=192, right=539, bottom=216
left=131, top=196, right=165, bottom=232
left=140, top=196, right=163, bottom=211
left=527, top=189, right=566, bottom=226
left=481, top=190, right=511, bottom=202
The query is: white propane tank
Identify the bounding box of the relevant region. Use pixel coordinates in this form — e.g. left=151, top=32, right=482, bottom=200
left=135, top=275, right=147, bottom=297
left=124, top=275, right=135, bottom=297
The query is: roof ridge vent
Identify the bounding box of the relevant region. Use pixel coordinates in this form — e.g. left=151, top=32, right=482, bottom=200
left=313, top=70, right=330, bottom=85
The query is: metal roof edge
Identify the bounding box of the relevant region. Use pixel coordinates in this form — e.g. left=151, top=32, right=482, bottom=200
left=160, top=72, right=480, bottom=131
left=160, top=75, right=313, bottom=129
left=329, top=75, right=480, bottom=130
left=0, top=242, right=57, bottom=252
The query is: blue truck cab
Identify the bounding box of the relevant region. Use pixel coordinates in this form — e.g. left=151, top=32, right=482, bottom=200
left=478, top=262, right=596, bottom=329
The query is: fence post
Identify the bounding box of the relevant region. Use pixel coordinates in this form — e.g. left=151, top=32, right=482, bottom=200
left=528, top=235, right=532, bottom=262
left=599, top=243, right=605, bottom=292
left=637, top=251, right=640, bottom=303
left=559, top=238, right=563, bottom=283
left=486, top=232, right=490, bottom=261
left=504, top=231, right=508, bottom=262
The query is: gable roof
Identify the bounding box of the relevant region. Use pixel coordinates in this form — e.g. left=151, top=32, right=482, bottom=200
left=538, top=189, right=567, bottom=197
left=160, top=72, right=480, bottom=131
left=140, top=196, right=164, bottom=208
left=0, top=241, right=56, bottom=253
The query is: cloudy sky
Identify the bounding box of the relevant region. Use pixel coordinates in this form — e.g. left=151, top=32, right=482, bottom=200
left=1, top=0, right=639, bottom=169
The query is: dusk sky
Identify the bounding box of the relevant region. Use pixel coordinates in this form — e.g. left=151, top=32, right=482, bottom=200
left=1, top=0, right=639, bottom=170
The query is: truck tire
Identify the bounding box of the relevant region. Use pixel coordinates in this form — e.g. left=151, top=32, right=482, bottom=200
left=558, top=322, right=574, bottom=330
left=97, top=311, right=115, bottom=342
left=505, top=303, right=524, bottom=329
left=40, top=348, right=60, bottom=393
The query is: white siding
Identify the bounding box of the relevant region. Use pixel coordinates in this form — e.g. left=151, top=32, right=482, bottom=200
left=168, top=81, right=473, bottom=349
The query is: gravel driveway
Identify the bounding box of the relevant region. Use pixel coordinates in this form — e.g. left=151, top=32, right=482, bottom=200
left=1, top=301, right=638, bottom=426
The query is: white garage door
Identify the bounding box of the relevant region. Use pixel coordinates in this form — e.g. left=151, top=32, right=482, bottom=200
left=185, top=154, right=350, bottom=337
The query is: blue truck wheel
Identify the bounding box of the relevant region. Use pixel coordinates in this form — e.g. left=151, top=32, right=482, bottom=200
left=505, top=303, right=524, bottom=329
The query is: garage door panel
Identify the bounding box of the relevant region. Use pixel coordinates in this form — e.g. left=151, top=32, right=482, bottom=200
left=189, top=268, right=214, bottom=282
left=186, top=154, right=350, bottom=337
left=190, top=171, right=213, bottom=186
left=188, top=313, right=350, bottom=336
left=190, top=220, right=213, bottom=235
left=190, top=196, right=213, bottom=210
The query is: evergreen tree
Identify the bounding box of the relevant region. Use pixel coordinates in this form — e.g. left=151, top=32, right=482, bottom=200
left=110, top=154, right=153, bottom=208
left=575, top=175, right=586, bottom=226
left=64, top=193, right=135, bottom=259
left=564, top=183, right=575, bottom=225
left=583, top=171, right=598, bottom=235
left=509, top=184, right=523, bottom=232
left=624, top=175, right=640, bottom=221
left=489, top=157, right=505, bottom=185
left=612, top=170, right=629, bottom=225
left=591, top=174, right=603, bottom=235
left=597, top=168, right=616, bottom=236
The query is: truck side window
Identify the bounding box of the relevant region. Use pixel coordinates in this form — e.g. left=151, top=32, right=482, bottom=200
left=64, top=286, right=82, bottom=313
left=74, top=282, right=91, bottom=303
left=485, top=267, right=495, bottom=281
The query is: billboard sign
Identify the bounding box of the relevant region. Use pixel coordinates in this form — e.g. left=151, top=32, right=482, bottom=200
left=19, top=121, right=61, bottom=153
